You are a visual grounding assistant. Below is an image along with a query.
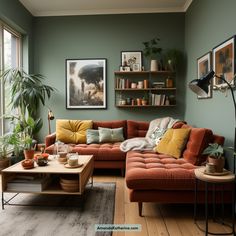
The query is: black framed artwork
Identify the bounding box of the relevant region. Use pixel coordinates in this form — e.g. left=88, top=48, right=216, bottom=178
left=197, top=51, right=212, bottom=99
left=66, top=58, right=107, bottom=109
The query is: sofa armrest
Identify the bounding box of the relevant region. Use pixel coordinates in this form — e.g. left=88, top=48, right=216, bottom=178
left=45, top=132, right=56, bottom=148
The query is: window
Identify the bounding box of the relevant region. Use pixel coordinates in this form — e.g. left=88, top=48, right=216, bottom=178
left=0, top=21, right=22, bottom=136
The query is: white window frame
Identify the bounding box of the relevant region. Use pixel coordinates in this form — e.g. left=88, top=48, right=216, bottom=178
left=0, top=20, right=22, bottom=136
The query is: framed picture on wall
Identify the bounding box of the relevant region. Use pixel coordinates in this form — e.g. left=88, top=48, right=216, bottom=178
left=66, top=58, right=107, bottom=109
left=197, top=51, right=212, bottom=99
left=212, top=36, right=236, bottom=89
left=121, top=51, right=142, bottom=71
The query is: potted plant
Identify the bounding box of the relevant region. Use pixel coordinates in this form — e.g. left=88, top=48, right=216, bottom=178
left=141, top=93, right=149, bottom=106
left=0, top=68, right=55, bottom=158
left=143, top=37, right=162, bottom=71
left=0, top=135, right=11, bottom=171
left=202, top=143, right=225, bottom=172
left=163, top=49, right=183, bottom=72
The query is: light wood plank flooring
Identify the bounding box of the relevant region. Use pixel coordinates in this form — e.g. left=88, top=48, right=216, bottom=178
left=0, top=173, right=233, bottom=236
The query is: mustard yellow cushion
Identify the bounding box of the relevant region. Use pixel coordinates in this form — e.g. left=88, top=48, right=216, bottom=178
left=56, top=119, right=93, bottom=144
left=155, top=128, right=191, bottom=158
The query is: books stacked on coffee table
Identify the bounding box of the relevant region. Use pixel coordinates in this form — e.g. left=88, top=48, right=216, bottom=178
left=7, top=175, right=50, bottom=192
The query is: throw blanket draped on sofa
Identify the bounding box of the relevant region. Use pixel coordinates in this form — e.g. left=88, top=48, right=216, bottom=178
left=120, top=117, right=179, bottom=152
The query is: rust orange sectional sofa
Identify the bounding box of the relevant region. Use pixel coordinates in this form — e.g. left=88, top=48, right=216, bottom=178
left=45, top=119, right=226, bottom=216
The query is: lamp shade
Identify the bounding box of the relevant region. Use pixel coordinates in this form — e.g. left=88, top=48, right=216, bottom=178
left=188, top=70, right=215, bottom=97
left=48, top=110, right=54, bottom=120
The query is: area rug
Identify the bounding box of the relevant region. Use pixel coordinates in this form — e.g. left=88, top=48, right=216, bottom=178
left=0, top=182, right=115, bottom=236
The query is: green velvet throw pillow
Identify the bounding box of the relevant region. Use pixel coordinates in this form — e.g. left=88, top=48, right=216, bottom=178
left=98, top=127, right=124, bottom=143
left=86, top=129, right=99, bottom=144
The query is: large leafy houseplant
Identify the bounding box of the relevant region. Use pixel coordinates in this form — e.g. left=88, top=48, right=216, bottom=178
left=0, top=68, right=55, bottom=157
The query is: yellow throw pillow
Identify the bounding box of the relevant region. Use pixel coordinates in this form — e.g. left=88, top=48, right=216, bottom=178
left=155, top=128, right=191, bottom=158
left=56, top=119, right=93, bottom=144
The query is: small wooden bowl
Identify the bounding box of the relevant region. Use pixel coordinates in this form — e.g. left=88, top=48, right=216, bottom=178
left=21, top=159, right=34, bottom=169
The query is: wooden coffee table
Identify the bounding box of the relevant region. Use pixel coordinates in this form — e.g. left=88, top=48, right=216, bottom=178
left=1, top=155, right=94, bottom=209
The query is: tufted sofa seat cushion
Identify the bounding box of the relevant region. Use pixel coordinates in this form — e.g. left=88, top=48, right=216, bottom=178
left=71, top=142, right=126, bottom=161
left=126, top=151, right=196, bottom=191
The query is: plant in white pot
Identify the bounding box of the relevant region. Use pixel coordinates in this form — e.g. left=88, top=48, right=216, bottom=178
left=143, top=37, right=162, bottom=71
left=202, top=143, right=225, bottom=172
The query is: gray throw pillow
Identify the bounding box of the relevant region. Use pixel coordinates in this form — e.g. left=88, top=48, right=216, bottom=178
left=86, top=129, right=99, bottom=144
left=98, top=127, right=124, bottom=143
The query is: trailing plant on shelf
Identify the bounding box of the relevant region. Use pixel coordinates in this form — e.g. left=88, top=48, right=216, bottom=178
left=163, top=49, right=184, bottom=72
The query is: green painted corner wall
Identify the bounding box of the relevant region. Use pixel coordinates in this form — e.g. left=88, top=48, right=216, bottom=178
left=33, top=13, right=185, bottom=141
left=0, top=0, right=33, bottom=71
left=185, top=0, right=236, bottom=170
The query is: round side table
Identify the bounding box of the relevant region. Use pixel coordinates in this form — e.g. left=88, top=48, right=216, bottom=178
left=194, top=167, right=235, bottom=236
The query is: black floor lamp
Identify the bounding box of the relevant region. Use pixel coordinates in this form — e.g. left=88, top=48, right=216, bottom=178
left=188, top=70, right=236, bottom=173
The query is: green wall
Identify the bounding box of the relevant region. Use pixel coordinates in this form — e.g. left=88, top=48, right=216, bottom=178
left=33, top=13, right=185, bottom=141
left=185, top=0, right=236, bottom=170
left=0, top=0, right=33, bottom=71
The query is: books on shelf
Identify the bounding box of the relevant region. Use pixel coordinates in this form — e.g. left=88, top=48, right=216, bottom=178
left=151, top=94, right=166, bottom=106
left=7, top=175, right=50, bottom=192
left=116, top=78, right=130, bottom=89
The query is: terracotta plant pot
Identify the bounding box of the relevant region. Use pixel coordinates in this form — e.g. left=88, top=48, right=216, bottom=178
left=141, top=100, right=148, bottom=106
left=0, top=158, right=10, bottom=172
left=208, top=156, right=225, bottom=173
left=24, top=149, right=35, bottom=159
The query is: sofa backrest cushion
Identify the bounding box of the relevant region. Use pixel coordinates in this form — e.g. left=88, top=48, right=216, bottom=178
left=56, top=119, right=93, bottom=144
left=127, top=120, right=149, bottom=139
left=181, top=124, right=214, bottom=165
left=98, top=127, right=125, bottom=143
left=93, top=120, right=127, bottom=139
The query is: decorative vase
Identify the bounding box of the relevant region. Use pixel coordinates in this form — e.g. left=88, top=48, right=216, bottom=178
left=150, top=60, right=158, bottom=71
left=24, top=149, right=35, bottom=159
left=208, top=156, right=225, bottom=173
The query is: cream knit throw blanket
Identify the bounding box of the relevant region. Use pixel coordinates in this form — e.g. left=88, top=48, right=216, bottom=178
left=120, top=117, right=179, bottom=152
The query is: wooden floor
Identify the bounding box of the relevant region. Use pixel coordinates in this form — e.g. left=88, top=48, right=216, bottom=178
left=0, top=172, right=234, bottom=236
left=93, top=172, right=233, bottom=236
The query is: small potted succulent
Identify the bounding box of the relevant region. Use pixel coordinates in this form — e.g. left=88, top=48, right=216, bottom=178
left=141, top=94, right=149, bottom=106
left=202, top=143, right=225, bottom=172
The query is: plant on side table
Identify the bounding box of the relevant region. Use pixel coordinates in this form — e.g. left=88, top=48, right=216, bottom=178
left=202, top=143, right=225, bottom=172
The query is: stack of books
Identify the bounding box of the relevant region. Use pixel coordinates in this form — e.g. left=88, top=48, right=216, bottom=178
left=7, top=175, right=50, bottom=192
left=152, top=82, right=165, bottom=88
